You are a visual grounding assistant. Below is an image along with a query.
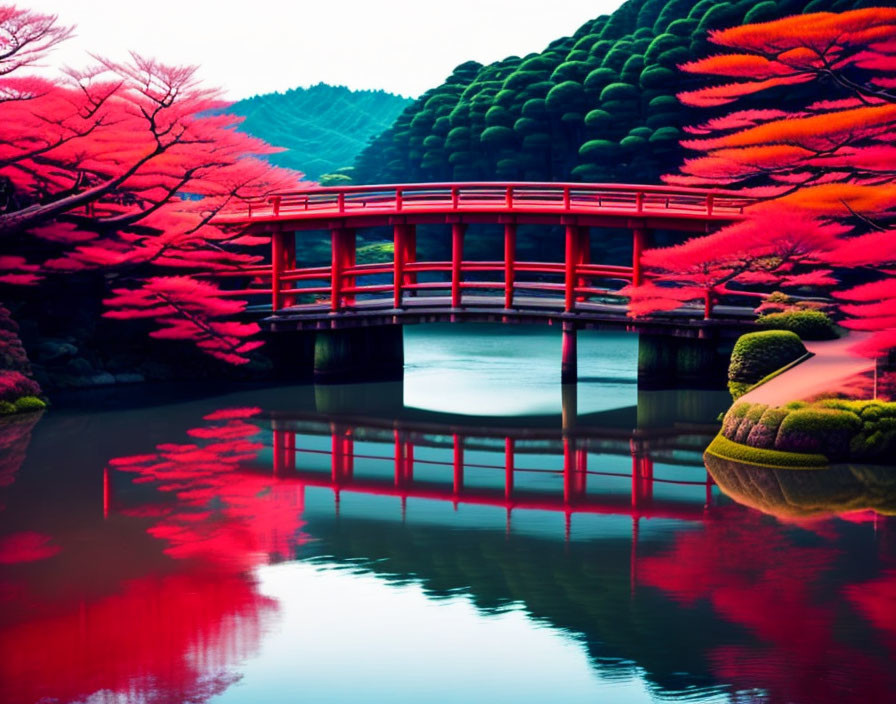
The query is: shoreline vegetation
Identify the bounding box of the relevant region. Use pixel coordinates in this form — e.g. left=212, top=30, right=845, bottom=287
left=709, top=325, right=893, bottom=470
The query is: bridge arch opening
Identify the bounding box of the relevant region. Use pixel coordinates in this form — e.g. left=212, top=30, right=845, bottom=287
left=403, top=323, right=638, bottom=417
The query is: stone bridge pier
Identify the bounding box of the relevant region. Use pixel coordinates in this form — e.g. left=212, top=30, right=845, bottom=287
left=266, top=321, right=734, bottom=389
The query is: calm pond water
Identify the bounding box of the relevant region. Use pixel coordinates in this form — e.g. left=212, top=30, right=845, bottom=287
left=1, top=324, right=894, bottom=704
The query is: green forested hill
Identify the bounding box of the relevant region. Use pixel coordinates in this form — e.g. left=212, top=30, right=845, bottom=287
left=228, top=83, right=411, bottom=180
left=353, top=0, right=873, bottom=185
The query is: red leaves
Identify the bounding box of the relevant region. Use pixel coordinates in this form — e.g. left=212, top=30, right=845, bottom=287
left=646, top=7, right=896, bottom=352
left=0, top=6, right=303, bottom=364
left=678, top=74, right=812, bottom=108
left=0, top=6, right=73, bottom=76
left=0, top=370, right=40, bottom=401
left=103, top=277, right=261, bottom=364
left=707, top=8, right=896, bottom=55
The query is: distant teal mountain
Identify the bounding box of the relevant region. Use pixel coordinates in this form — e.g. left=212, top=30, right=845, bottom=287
left=228, top=83, right=411, bottom=180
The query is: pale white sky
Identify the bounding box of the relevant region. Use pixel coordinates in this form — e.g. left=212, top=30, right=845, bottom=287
left=23, top=0, right=624, bottom=99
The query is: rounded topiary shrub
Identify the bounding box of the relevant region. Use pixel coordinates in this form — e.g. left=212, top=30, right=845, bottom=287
left=756, top=310, right=838, bottom=341
left=722, top=402, right=753, bottom=440
left=0, top=400, right=15, bottom=415
left=775, top=408, right=862, bottom=460
left=728, top=330, right=807, bottom=386
left=13, top=396, right=46, bottom=413
left=746, top=407, right=789, bottom=449
left=735, top=403, right=768, bottom=444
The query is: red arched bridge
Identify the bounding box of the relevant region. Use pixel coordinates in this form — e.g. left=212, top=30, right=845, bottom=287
left=215, top=181, right=752, bottom=317
left=214, top=182, right=756, bottom=383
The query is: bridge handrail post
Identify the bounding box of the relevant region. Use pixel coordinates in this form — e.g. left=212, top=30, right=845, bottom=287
left=505, top=185, right=513, bottom=209
left=271, top=196, right=281, bottom=216
left=563, top=185, right=571, bottom=210
left=331, top=228, right=343, bottom=311
left=706, top=194, right=714, bottom=216
left=575, top=227, right=590, bottom=303
left=451, top=223, right=465, bottom=308
left=337, top=192, right=345, bottom=213
left=632, top=227, right=646, bottom=288
left=504, top=223, right=515, bottom=309
left=451, top=186, right=459, bottom=210
left=271, top=230, right=282, bottom=311
left=636, top=191, right=644, bottom=214
left=564, top=225, right=578, bottom=312
left=396, top=188, right=403, bottom=211
left=393, top=224, right=404, bottom=308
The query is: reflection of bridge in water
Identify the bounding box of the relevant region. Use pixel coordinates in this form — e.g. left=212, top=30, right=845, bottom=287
left=259, top=403, right=719, bottom=537
left=87, top=385, right=896, bottom=704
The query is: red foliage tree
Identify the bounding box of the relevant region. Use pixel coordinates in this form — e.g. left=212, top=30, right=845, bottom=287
left=0, top=5, right=301, bottom=363
left=632, top=7, right=896, bottom=354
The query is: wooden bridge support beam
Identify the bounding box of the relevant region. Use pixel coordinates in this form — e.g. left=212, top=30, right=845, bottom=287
left=271, top=230, right=297, bottom=311
left=393, top=224, right=404, bottom=308
left=632, top=227, right=648, bottom=287
left=575, top=445, right=588, bottom=497
left=403, top=224, right=417, bottom=288
left=451, top=223, right=465, bottom=308
left=453, top=433, right=464, bottom=495
left=329, top=424, right=355, bottom=483
left=392, top=429, right=415, bottom=486
left=393, top=224, right=417, bottom=308
left=563, top=437, right=589, bottom=506
left=564, top=437, right=574, bottom=505
left=504, top=437, right=514, bottom=499
left=561, top=320, right=577, bottom=385
left=564, top=225, right=580, bottom=312
left=330, top=227, right=356, bottom=310
left=313, top=324, right=404, bottom=384
left=504, top=223, right=516, bottom=309
left=561, top=382, right=577, bottom=432
left=281, top=232, right=296, bottom=308
left=576, top=227, right=590, bottom=303
left=631, top=440, right=651, bottom=508
left=273, top=425, right=297, bottom=477
left=272, top=231, right=283, bottom=312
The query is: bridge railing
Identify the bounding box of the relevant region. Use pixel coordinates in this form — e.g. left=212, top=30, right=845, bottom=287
left=213, top=255, right=638, bottom=314
left=267, top=425, right=715, bottom=519
left=225, top=181, right=753, bottom=221
left=212, top=182, right=757, bottom=317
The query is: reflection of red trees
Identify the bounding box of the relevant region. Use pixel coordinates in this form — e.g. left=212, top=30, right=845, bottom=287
left=0, top=571, right=273, bottom=704
left=847, top=570, right=896, bottom=651
left=0, top=410, right=41, bottom=493
left=640, top=512, right=896, bottom=704
left=0, top=531, right=58, bottom=564
left=114, top=407, right=309, bottom=565
left=0, top=406, right=311, bottom=704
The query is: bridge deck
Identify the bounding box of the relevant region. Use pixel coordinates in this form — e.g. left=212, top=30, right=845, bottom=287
left=261, top=293, right=755, bottom=335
